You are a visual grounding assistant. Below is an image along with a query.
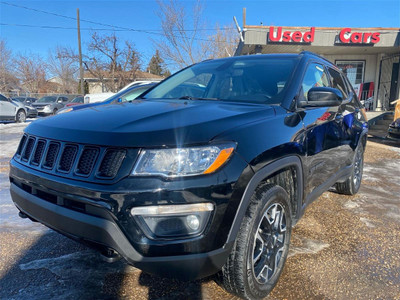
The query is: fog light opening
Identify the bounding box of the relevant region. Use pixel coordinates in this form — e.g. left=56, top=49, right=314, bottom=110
left=186, top=214, right=200, bottom=231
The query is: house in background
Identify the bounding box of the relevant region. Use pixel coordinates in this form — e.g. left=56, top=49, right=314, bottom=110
left=79, top=71, right=164, bottom=94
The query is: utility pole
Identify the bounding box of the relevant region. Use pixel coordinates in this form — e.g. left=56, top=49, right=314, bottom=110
left=77, top=8, right=84, bottom=95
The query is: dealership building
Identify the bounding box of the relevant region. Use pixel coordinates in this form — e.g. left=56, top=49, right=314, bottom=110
left=235, top=15, right=400, bottom=111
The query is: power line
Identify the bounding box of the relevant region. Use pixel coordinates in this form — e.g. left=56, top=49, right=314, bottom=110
left=0, top=1, right=233, bottom=32
left=0, top=23, right=161, bottom=32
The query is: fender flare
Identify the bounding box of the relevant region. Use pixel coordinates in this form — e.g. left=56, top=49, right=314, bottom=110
left=225, top=155, right=303, bottom=245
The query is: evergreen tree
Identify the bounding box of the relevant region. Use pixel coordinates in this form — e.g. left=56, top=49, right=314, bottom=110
left=147, top=50, right=169, bottom=77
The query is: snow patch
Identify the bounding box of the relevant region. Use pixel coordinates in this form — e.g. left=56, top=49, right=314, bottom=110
left=289, top=237, right=329, bottom=257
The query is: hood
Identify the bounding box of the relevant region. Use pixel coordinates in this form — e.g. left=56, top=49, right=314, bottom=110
left=71, top=101, right=108, bottom=111
left=25, top=99, right=275, bottom=147
left=32, top=102, right=53, bottom=106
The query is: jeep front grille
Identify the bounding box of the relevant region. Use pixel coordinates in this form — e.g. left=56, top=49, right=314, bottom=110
left=14, top=134, right=128, bottom=181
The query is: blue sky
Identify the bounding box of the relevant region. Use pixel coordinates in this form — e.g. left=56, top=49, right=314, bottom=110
left=1, top=0, right=399, bottom=70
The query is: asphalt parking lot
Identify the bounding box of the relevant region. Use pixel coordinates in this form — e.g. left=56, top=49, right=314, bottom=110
left=0, top=120, right=399, bottom=300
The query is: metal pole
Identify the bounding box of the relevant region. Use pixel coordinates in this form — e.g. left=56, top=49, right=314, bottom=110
left=77, top=8, right=84, bottom=95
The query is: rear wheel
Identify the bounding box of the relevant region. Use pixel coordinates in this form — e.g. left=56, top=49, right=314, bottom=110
left=336, top=142, right=364, bottom=195
left=219, top=184, right=292, bottom=299
left=53, top=108, right=58, bottom=115
left=16, top=110, right=26, bottom=123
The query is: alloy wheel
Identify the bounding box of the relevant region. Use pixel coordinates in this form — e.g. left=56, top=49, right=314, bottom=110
left=252, top=203, right=287, bottom=284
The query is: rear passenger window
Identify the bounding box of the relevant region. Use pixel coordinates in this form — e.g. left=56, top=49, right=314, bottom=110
left=328, top=68, right=348, bottom=98
left=301, top=63, right=330, bottom=100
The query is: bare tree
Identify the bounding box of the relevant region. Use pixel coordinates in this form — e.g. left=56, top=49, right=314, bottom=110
left=0, top=40, right=19, bottom=92
left=14, top=53, right=47, bottom=93
left=205, top=24, right=238, bottom=59
left=154, top=0, right=238, bottom=70
left=154, top=0, right=207, bottom=69
left=84, top=32, right=141, bottom=92
left=47, top=46, right=78, bottom=93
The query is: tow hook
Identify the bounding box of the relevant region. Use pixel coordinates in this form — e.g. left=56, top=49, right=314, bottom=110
left=18, top=211, right=38, bottom=222
left=100, top=248, right=121, bottom=263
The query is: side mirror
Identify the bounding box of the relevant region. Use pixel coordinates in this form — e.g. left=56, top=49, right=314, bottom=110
left=117, top=98, right=122, bottom=103
left=298, top=87, right=343, bottom=108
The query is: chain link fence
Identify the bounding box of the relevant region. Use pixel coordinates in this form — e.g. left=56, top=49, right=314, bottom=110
left=1, top=91, right=81, bottom=101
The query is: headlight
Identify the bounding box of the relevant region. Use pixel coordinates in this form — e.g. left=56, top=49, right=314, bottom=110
left=132, top=144, right=235, bottom=177
left=57, top=108, right=73, bottom=114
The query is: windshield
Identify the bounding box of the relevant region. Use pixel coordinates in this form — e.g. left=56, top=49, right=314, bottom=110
left=13, top=97, right=24, bottom=102
left=37, top=96, right=57, bottom=103
left=142, top=56, right=297, bottom=104
left=99, top=84, right=155, bottom=104
left=71, top=96, right=84, bottom=103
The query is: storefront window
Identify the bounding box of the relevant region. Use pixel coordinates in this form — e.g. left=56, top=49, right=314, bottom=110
left=335, top=61, right=365, bottom=85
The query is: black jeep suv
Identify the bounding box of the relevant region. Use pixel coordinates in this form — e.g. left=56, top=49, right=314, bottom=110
left=10, top=52, right=368, bottom=299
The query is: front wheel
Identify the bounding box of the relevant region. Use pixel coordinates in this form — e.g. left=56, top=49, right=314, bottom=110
left=336, top=142, right=364, bottom=195
left=220, top=184, right=292, bottom=299
left=53, top=108, right=58, bottom=115
left=16, top=110, right=26, bottom=123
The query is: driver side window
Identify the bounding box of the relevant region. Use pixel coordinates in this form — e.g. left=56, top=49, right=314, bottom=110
left=0, top=94, right=9, bottom=102
left=301, top=63, right=330, bottom=100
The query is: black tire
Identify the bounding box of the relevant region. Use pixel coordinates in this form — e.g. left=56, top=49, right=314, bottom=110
left=16, top=110, right=26, bottom=123
left=53, top=108, right=58, bottom=115
left=335, top=142, right=364, bottom=195
left=220, top=184, right=292, bottom=299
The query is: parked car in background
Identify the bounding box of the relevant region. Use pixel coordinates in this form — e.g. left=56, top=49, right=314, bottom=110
left=119, top=80, right=161, bottom=92
left=12, top=98, right=38, bottom=118
left=12, top=96, right=37, bottom=105
left=83, top=92, right=115, bottom=104
left=388, top=99, right=400, bottom=139
left=0, top=93, right=27, bottom=122
left=57, top=83, right=156, bottom=114
left=32, top=95, right=70, bottom=116
left=65, top=96, right=84, bottom=107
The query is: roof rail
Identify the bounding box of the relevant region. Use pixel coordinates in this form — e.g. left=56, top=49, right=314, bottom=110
left=300, top=51, right=333, bottom=65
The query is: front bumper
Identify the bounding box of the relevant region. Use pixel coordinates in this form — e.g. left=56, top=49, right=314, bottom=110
left=388, top=126, right=400, bottom=139
left=9, top=154, right=250, bottom=279
left=11, top=182, right=230, bottom=279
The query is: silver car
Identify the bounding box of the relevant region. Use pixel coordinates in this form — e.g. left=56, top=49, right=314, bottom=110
left=32, top=95, right=70, bottom=116
left=0, top=93, right=27, bottom=122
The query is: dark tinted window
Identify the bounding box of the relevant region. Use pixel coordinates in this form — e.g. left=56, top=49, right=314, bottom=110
left=143, top=57, right=298, bottom=104
left=301, top=63, right=330, bottom=100
left=328, top=68, right=348, bottom=98
left=0, top=94, right=9, bottom=101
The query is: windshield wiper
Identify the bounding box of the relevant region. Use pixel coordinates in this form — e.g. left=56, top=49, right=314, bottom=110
left=178, top=96, right=220, bottom=101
